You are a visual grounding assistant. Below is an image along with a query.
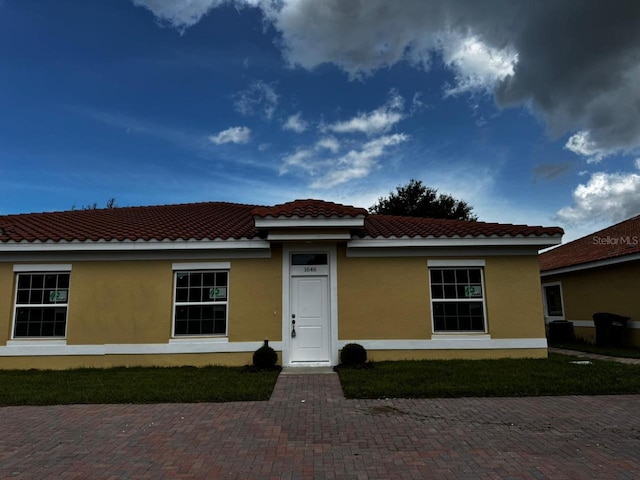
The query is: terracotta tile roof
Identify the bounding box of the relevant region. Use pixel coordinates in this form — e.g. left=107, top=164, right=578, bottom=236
left=0, top=202, right=259, bottom=242
left=540, top=215, right=640, bottom=272
left=0, top=199, right=562, bottom=245
left=252, top=199, right=367, bottom=218
left=361, top=215, right=563, bottom=239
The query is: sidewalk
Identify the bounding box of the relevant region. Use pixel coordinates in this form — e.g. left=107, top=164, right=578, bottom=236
left=549, top=347, right=640, bottom=365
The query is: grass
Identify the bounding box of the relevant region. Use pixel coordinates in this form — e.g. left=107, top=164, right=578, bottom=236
left=336, top=353, right=640, bottom=399
left=550, top=341, right=640, bottom=359
left=0, top=365, right=280, bottom=406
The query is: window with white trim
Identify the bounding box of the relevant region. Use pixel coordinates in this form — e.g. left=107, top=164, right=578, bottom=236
left=429, top=267, right=486, bottom=332
left=13, top=272, right=70, bottom=338
left=542, top=282, right=564, bottom=319
left=173, top=270, right=229, bottom=336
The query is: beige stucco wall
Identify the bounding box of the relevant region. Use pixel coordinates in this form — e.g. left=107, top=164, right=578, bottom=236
left=0, top=263, right=12, bottom=344
left=0, top=245, right=548, bottom=369
left=0, top=252, right=283, bottom=369
left=543, top=260, right=640, bottom=345
left=544, top=261, right=639, bottom=321
left=338, top=251, right=546, bottom=341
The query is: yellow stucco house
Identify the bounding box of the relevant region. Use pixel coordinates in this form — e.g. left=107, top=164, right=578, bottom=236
left=0, top=199, right=562, bottom=369
left=540, top=214, right=640, bottom=346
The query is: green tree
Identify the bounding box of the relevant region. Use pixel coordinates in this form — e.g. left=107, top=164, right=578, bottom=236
left=72, top=198, right=119, bottom=211
left=369, top=179, right=477, bottom=221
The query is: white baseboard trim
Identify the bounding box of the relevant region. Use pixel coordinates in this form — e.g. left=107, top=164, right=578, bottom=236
left=338, top=338, right=548, bottom=350
left=0, top=340, right=283, bottom=357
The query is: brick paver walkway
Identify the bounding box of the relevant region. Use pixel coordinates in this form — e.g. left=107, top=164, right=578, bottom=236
left=1, top=372, right=639, bottom=479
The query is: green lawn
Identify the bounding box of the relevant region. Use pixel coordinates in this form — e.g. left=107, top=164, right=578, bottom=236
left=0, top=365, right=279, bottom=406
left=336, top=353, right=640, bottom=399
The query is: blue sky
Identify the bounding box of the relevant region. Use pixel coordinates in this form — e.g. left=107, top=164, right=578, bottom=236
left=1, top=1, right=639, bottom=242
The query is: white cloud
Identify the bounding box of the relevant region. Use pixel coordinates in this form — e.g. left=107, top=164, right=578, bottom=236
left=326, top=91, right=405, bottom=136
left=131, top=0, right=227, bottom=32
left=316, top=136, right=340, bottom=153
left=555, top=171, right=640, bottom=226
left=283, top=112, right=308, bottom=133
left=233, top=81, right=279, bottom=120
left=440, top=34, right=517, bottom=97
left=310, top=133, right=408, bottom=188
left=635, top=158, right=640, bottom=170
left=564, top=130, right=619, bottom=164
left=280, top=133, right=407, bottom=188
left=208, top=126, right=251, bottom=145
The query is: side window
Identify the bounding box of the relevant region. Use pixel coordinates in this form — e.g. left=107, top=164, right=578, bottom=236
left=13, top=272, right=70, bottom=338
left=429, top=267, right=486, bottom=333
left=542, top=283, right=564, bottom=319
left=173, top=270, right=229, bottom=336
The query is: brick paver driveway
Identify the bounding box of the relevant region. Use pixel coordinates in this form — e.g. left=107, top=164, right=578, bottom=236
left=1, top=373, right=638, bottom=479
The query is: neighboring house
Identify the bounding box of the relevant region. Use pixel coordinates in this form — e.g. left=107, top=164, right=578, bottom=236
left=0, top=199, right=562, bottom=369
left=539, top=215, right=640, bottom=345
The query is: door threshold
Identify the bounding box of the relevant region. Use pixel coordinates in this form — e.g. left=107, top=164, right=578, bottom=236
left=281, top=366, right=335, bottom=375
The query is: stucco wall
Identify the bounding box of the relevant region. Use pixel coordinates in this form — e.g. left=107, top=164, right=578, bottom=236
left=544, top=261, right=639, bottom=321
left=0, top=253, right=282, bottom=348
left=337, top=251, right=546, bottom=341
left=543, top=260, right=640, bottom=345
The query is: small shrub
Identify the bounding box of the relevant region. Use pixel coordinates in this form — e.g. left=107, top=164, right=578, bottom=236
left=252, top=340, right=278, bottom=370
left=340, top=343, right=367, bottom=367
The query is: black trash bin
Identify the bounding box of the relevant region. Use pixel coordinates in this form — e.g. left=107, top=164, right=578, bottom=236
left=592, top=312, right=630, bottom=347
left=547, top=320, right=574, bottom=344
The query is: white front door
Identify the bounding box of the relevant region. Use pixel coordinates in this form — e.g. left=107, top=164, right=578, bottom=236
left=290, top=275, right=330, bottom=363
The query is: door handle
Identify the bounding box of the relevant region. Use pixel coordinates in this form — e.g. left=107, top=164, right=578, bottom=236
left=291, top=317, right=296, bottom=338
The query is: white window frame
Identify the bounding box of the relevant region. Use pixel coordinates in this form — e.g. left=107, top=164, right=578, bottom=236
left=542, top=281, right=565, bottom=321
left=12, top=265, right=72, bottom=340
left=428, top=262, right=488, bottom=334
left=171, top=262, right=230, bottom=338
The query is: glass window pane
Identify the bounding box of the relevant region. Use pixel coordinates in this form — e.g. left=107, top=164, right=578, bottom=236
left=30, top=290, right=43, bottom=305
left=31, top=275, right=43, bottom=289
left=469, top=269, right=481, bottom=283
left=444, top=285, right=456, bottom=298
left=190, top=273, right=202, bottom=287
left=215, top=272, right=228, bottom=287
left=176, top=273, right=189, bottom=288
left=431, top=285, right=443, bottom=299
left=18, top=275, right=31, bottom=289
left=202, top=273, right=215, bottom=287
left=291, top=254, right=328, bottom=265
left=455, top=270, right=468, bottom=283
left=44, top=274, right=57, bottom=289
left=545, top=285, right=563, bottom=316
left=58, top=274, right=70, bottom=289
left=430, top=269, right=442, bottom=284
left=443, top=270, right=456, bottom=283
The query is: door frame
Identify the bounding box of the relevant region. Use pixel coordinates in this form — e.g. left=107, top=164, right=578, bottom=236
left=282, top=244, right=338, bottom=366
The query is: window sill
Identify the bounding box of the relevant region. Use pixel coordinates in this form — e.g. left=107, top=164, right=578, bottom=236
left=6, top=339, right=67, bottom=346
left=169, top=337, right=229, bottom=344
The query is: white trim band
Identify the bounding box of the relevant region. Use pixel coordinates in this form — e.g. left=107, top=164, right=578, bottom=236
left=0, top=340, right=283, bottom=357
left=338, top=338, right=548, bottom=350
left=349, top=236, right=561, bottom=249
left=0, top=239, right=271, bottom=253
left=428, top=259, right=486, bottom=267
left=13, top=264, right=72, bottom=272
left=172, top=262, right=231, bottom=270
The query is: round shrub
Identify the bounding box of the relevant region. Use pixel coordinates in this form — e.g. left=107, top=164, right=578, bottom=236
left=253, top=341, right=278, bottom=369
left=340, top=343, right=367, bottom=366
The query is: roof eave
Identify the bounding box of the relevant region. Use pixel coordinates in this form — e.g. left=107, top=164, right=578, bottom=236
left=348, top=235, right=562, bottom=249
left=540, top=251, right=640, bottom=277
left=0, top=238, right=271, bottom=253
